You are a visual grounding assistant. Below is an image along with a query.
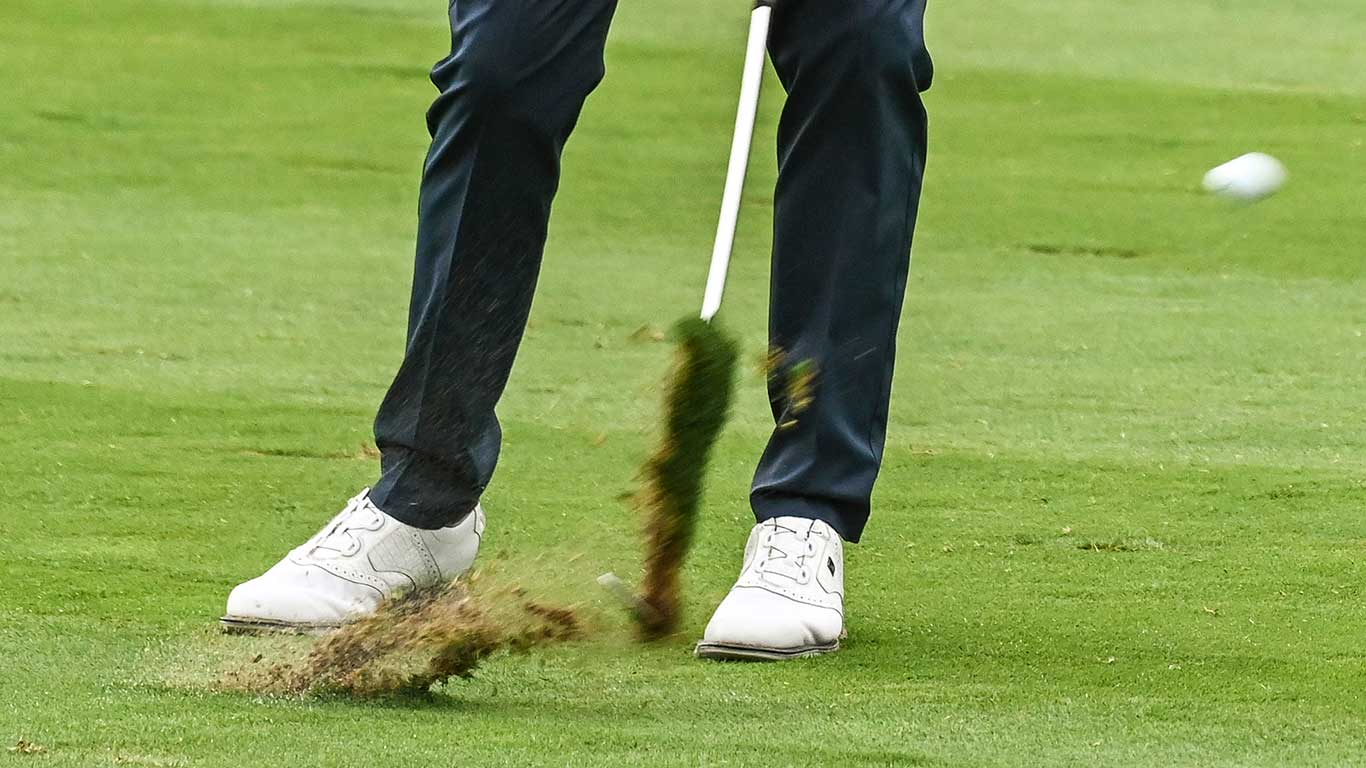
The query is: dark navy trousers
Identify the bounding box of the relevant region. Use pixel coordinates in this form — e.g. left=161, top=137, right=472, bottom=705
left=370, top=0, right=932, bottom=543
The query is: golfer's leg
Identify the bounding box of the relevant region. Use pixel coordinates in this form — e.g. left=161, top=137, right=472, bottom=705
left=370, top=0, right=618, bottom=528
left=751, top=0, right=932, bottom=543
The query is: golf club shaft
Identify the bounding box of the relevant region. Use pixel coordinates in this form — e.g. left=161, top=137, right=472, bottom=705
left=700, top=0, right=773, bottom=323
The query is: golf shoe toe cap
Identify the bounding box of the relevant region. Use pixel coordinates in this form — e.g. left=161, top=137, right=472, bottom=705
left=699, top=585, right=842, bottom=655
left=223, top=561, right=383, bottom=630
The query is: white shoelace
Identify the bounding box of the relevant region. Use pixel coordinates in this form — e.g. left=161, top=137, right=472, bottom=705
left=307, top=490, right=385, bottom=558
left=754, top=519, right=819, bottom=585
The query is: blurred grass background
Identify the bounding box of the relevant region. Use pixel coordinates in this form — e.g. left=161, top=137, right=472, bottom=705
left=2, top=0, right=1365, bottom=765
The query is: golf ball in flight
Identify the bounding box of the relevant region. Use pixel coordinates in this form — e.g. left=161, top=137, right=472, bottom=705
left=1202, top=152, right=1287, bottom=201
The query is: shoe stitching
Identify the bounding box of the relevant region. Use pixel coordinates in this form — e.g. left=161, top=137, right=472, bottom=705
left=728, top=584, right=844, bottom=619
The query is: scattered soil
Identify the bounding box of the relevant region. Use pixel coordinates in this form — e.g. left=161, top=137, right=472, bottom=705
left=765, top=349, right=815, bottom=429
left=636, top=318, right=738, bottom=640
left=223, top=573, right=580, bottom=698
left=8, top=740, right=46, bottom=755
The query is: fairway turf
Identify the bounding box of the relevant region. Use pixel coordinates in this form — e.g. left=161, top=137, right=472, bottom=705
left=3, top=0, right=1366, bottom=765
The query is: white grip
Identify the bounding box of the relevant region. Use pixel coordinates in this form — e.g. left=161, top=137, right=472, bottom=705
left=700, top=4, right=772, bottom=323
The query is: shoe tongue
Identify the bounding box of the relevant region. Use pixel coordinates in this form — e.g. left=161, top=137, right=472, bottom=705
left=309, top=501, right=380, bottom=557
left=757, top=524, right=809, bottom=583
left=310, top=540, right=348, bottom=558
left=768, top=522, right=806, bottom=548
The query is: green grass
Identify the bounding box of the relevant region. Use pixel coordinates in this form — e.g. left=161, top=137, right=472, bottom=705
left=3, top=0, right=1366, bottom=764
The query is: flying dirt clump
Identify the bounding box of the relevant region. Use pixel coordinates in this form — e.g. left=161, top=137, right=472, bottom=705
left=226, top=573, right=580, bottom=698
left=635, top=317, right=739, bottom=640
left=763, top=347, right=816, bottom=430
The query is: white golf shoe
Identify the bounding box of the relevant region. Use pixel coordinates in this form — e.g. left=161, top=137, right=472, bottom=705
left=696, top=516, right=845, bottom=660
left=221, top=489, right=484, bottom=633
